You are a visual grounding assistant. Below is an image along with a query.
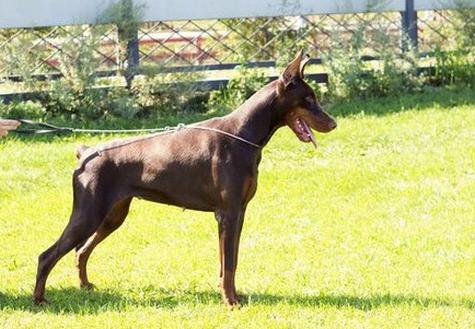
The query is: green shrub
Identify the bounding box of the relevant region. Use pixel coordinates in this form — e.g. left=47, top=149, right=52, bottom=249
left=431, top=6, right=475, bottom=87
left=38, top=25, right=108, bottom=120
left=433, top=48, right=475, bottom=86
left=0, top=31, right=47, bottom=91
left=0, top=100, right=46, bottom=119
left=104, top=88, right=142, bottom=119
left=324, top=25, right=422, bottom=100
left=451, top=4, right=474, bottom=49
left=44, top=81, right=102, bottom=120
left=133, top=70, right=208, bottom=116
left=208, top=65, right=267, bottom=111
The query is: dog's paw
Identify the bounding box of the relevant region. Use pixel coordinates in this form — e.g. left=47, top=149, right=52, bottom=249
left=80, top=282, right=96, bottom=290
left=33, top=297, right=49, bottom=306
left=221, top=294, right=241, bottom=309
left=226, top=299, right=241, bottom=310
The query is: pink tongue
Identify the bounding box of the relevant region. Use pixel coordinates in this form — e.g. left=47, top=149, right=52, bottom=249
left=301, top=120, right=317, bottom=148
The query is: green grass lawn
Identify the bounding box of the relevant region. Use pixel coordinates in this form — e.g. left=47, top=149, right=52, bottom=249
left=1, top=87, right=474, bottom=328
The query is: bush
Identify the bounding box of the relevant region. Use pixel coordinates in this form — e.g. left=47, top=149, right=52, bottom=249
left=133, top=70, right=208, bottom=116
left=433, top=48, right=475, bottom=87
left=208, top=65, right=268, bottom=111
left=44, top=81, right=104, bottom=120
left=30, top=25, right=112, bottom=120
left=0, top=100, right=46, bottom=120
left=0, top=28, right=53, bottom=89
left=431, top=6, right=475, bottom=87
left=451, top=4, right=475, bottom=50
left=324, top=24, right=422, bottom=100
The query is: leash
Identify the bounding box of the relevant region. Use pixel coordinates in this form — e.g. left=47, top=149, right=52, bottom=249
left=10, top=119, right=261, bottom=148
left=12, top=119, right=172, bottom=135
left=186, top=126, right=261, bottom=148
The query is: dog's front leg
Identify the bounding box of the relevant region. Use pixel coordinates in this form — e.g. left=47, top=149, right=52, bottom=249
left=215, top=209, right=244, bottom=307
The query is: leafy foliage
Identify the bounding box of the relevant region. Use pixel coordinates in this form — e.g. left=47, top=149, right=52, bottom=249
left=133, top=70, right=208, bottom=116
left=432, top=5, right=475, bottom=87
left=324, top=25, right=423, bottom=100
left=0, top=100, right=45, bottom=119
left=208, top=65, right=268, bottom=111
left=433, top=48, right=475, bottom=86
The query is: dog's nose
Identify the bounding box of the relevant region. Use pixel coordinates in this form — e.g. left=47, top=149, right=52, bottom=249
left=328, top=120, right=337, bottom=130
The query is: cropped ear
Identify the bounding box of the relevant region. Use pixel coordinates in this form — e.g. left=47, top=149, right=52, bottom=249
left=300, top=53, right=311, bottom=78
left=279, top=49, right=304, bottom=87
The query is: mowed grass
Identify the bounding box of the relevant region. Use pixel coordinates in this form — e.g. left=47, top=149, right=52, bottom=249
left=0, top=87, right=474, bottom=328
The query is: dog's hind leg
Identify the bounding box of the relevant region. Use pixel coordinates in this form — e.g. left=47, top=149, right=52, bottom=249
left=33, top=191, right=116, bottom=305
left=75, top=197, right=132, bottom=289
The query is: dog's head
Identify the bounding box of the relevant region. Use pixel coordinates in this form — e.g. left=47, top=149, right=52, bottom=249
left=275, top=50, right=337, bottom=147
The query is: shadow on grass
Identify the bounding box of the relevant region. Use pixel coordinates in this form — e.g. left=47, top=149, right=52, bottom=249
left=1, top=287, right=473, bottom=314
left=245, top=292, right=474, bottom=310
left=327, top=86, right=475, bottom=117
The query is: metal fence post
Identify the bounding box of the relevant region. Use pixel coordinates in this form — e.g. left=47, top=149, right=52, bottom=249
left=401, top=0, right=418, bottom=51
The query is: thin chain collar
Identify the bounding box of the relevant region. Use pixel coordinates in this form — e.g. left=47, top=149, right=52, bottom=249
left=185, top=125, right=261, bottom=148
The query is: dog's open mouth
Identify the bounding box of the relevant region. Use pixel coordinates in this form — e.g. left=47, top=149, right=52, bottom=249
left=289, top=117, right=318, bottom=148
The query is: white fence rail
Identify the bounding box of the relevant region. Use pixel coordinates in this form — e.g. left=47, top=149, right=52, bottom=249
left=0, top=0, right=473, bottom=29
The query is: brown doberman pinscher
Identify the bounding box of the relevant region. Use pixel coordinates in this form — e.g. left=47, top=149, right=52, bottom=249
left=33, top=50, right=337, bottom=307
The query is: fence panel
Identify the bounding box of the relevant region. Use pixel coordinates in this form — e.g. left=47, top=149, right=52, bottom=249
left=0, top=1, right=473, bottom=85
left=1, top=0, right=472, bottom=29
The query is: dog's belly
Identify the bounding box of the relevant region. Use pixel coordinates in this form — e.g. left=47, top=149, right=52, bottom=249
left=131, top=161, right=219, bottom=212
left=136, top=191, right=215, bottom=212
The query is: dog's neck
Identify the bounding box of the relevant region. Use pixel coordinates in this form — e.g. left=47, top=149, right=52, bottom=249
left=225, top=80, right=286, bottom=148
